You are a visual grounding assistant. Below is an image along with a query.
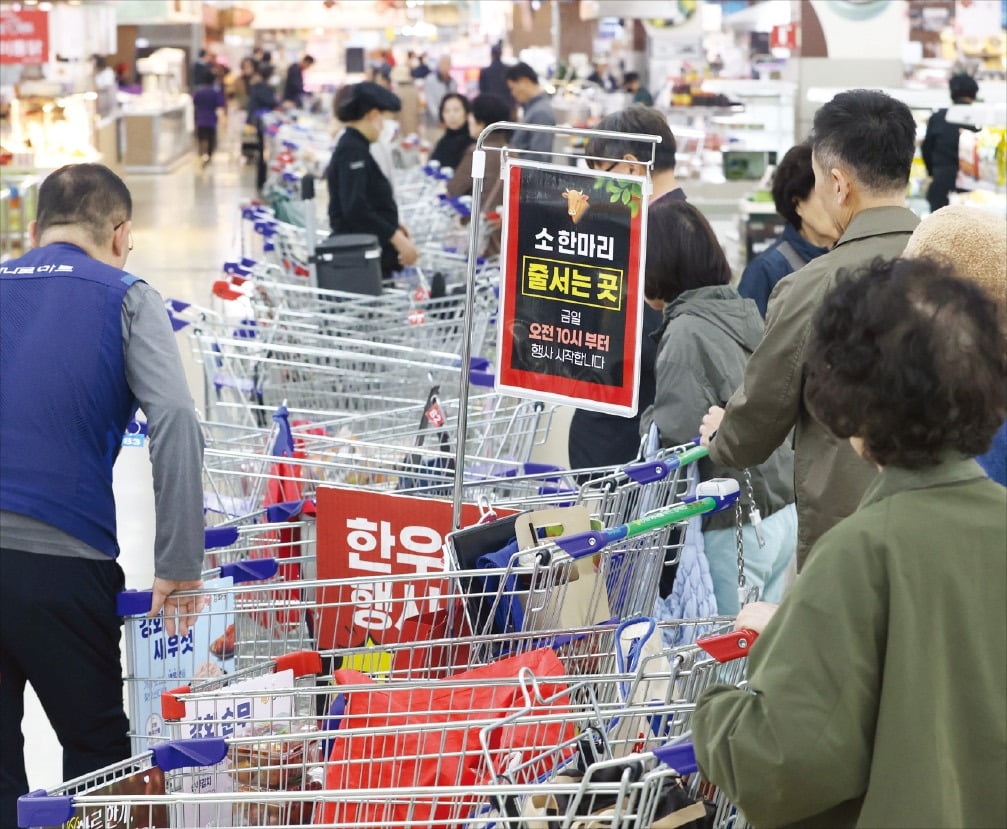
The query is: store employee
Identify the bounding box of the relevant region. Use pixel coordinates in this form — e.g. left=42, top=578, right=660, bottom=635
left=327, top=82, right=418, bottom=277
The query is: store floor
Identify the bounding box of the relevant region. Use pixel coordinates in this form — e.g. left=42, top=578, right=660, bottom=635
left=20, top=153, right=259, bottom=791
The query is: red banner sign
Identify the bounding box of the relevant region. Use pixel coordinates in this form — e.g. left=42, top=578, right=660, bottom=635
left=315, top=486, right=515, bottom=650
left=0, top=9, right=49, bottom=65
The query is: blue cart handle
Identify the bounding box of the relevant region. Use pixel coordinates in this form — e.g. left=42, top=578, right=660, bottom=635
left=116, top=558, right=278, bottom=616
left=653, top=741, right=698, bottom=775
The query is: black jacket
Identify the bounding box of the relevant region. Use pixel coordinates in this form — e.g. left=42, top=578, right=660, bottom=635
left=327, top=127, right=399, bottom=274
left=283, top=63, right=304, bottom=106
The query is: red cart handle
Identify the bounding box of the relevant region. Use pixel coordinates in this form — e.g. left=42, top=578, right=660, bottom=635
left=697, top=628, right=759, bottom=662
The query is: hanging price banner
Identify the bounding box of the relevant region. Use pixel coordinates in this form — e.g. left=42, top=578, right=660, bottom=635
left=497, top=159, right=648, bottom=416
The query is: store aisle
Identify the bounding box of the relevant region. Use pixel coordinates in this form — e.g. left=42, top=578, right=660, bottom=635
left=20, top=158, right=259, bottom=792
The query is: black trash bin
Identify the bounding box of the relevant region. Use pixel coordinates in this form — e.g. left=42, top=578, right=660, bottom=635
left=315, top=233, right=383, bottom=295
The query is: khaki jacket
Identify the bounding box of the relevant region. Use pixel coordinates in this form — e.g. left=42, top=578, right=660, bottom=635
left=692, top=457, right=1007, bottom=828
left=709, top=206, right=919, bottom=565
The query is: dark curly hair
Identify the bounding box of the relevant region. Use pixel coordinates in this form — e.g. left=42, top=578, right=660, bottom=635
left=806, top=257, right=1007, bottom=469
left=771, top=141, right=815, bottom=231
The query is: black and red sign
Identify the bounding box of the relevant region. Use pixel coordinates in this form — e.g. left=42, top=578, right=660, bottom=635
left=497, top=160, right=647, bottom=415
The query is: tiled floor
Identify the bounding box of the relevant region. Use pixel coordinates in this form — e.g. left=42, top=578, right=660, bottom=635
left=21, top=152, right=260, bottom=791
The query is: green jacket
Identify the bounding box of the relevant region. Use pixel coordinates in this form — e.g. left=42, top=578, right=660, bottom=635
left=709, top=206, right=920, bottom=565
left=693, top=457, right=1007, bottom=828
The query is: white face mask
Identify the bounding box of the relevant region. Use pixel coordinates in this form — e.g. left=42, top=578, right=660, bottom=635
left=379, top=117, right=398, bottom=144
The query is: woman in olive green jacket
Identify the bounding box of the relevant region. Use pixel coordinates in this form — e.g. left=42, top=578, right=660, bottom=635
left=693, top=257, right=1007, bottom=828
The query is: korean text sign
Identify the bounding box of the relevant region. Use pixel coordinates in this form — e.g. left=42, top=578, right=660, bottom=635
left=0, top=9, right=49, bottom=65
left=497, top=160, right=648, bottom=415
left=315, top=486, right=513, bottom=651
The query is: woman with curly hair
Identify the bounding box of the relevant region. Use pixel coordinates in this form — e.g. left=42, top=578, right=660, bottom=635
left=692, top=256, right=1007, bottom=828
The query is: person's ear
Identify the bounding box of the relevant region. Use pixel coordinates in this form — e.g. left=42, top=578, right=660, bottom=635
left=621, top=153, right=645, bottom=176
left=28, top=220, right=38, bottom=248
left=111, top=219, right=131, bottom=259
left=829, top=167, right=852, bottom=206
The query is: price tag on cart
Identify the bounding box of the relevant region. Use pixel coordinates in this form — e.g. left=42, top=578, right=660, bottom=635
left=496, top=159, right=649, bottom=416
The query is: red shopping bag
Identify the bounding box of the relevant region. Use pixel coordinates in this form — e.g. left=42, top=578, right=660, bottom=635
left=315, top=648, right=575, bottom=827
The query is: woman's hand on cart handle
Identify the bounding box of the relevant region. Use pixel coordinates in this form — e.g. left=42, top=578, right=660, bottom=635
left=392, top=229, right=419, bottom=266
left=149, top=578, right=206, bottom=638
left=699, top=405, right=725, bottom=448
left=735, top=600, right=779, bottom=635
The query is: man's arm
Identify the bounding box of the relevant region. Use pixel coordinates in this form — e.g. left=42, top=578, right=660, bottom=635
left=122, top=283, right=205, bottom=633
left=707, top=267, right=818, bottom=469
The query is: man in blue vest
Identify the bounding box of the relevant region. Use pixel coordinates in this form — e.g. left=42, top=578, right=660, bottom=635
left=0, top=163, right=205, bottom=826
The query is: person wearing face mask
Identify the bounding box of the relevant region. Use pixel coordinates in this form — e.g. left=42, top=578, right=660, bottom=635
left=429, top=92, right=474, bottom=171
left=738, top=141, right=838, bottom=318
left=327, top=82, right=419, bottom=278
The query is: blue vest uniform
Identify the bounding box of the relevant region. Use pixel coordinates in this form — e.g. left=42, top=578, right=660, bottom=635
left=0, top=243, right=141, bottom=557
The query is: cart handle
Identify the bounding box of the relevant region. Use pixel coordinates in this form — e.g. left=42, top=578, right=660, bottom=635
left=696, top=628, right=760, bottom=662
left=652, top=741, right=699, bottom=775
left=553, top=478, right=740, bottom=559
left=17, top=739, right=228, bottom=827
left=622, top=442, right=708, bottom=484
left=116, top=558, right=279, bottom=616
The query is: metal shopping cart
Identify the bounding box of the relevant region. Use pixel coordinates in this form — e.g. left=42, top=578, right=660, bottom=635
left=18, top=626, right=756, bottom=828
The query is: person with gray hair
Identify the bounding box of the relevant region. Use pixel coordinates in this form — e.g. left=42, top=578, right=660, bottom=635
left=0, top=163, right=205, bottom=827
left=699, top=90, right=921, bottom=566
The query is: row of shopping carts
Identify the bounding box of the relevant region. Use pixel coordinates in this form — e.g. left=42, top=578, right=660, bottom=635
left=17, top=118, right=758, bottom=828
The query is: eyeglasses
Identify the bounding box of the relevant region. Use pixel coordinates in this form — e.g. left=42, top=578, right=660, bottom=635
left=113, top=220, right=134, bottom=252
left=591, top=161, right=619, bottom=174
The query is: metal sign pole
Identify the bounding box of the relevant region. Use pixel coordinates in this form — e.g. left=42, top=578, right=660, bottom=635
left=450, top=121, right=661, bottom=530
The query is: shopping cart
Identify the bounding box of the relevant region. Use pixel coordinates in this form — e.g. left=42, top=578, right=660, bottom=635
left=18, top=628, right=756, bottom=828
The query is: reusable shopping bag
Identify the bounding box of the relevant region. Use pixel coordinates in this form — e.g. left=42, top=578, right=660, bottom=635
left=314, top=647, right=575, bottom=827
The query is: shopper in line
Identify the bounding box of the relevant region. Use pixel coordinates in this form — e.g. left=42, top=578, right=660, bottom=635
left=693, top=257, right=1007, bottom=828
left=922, top=72, right=979, bottom=212
left=423, top=55, right=456, bottom=133
left=327, top=82, right=418, bottom=279
left=567, top=105, right=685, bottom=476
left=282, top=53, right=314, bottom=109
left=622, top=71, right=652, bottom=106
left=642, top=200, right=796, bottom=613
left=738, top=141, right=837, bottom=317
left=505, top=62, right=556, bottom=155
left=429, top=92, right=474, bottom=171
left=0, top=164, right=206, bottom=828
left=446, top=93, right=512, bottom=256
left=478, top=41, right=514, bottom=115
left=699, top=90, right=920, bottom=567
left=902, top=203, right=1007, bottom=486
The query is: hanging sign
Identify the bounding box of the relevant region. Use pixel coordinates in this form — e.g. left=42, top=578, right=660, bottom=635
left=0, top=9, right=49, bottom=65
left=497, top=159, right=648, bottom=416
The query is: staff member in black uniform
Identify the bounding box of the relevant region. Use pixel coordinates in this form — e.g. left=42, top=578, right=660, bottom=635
left=328, top=82, right=418, bottom=278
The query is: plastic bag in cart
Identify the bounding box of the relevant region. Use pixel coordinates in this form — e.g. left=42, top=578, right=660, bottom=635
left=315, top=647, right=576, bottom=827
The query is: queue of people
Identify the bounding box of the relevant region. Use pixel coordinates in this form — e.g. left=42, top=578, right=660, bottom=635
left=3, top=34, right=1003, bottom=827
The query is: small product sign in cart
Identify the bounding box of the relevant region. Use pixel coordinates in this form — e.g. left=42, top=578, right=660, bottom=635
left=497, top=160, right=648, bottom=415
